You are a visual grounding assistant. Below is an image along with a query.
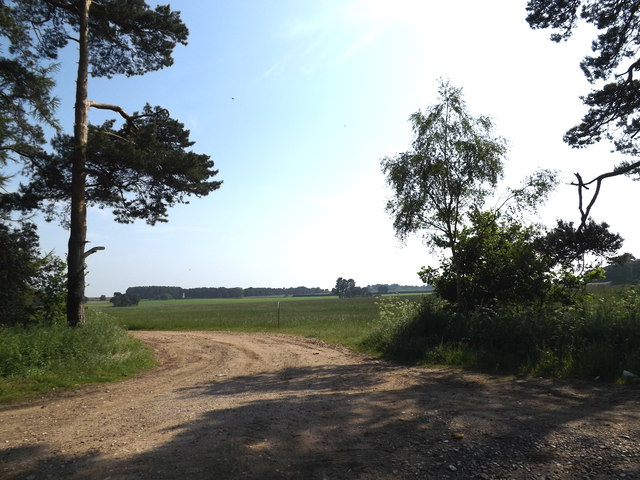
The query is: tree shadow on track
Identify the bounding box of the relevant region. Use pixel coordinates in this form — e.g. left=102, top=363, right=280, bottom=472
left=2, top=361, right=639, bottom=479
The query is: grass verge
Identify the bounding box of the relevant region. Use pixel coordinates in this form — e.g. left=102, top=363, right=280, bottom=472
left=0, top=310, right=155, bottom=403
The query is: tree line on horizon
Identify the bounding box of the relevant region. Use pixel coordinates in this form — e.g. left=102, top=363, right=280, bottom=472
left=594, top=257, right=640, bottom=286
left=124, top=285, right=330, bottom=301
left=114, top=283, right=433, bottom=302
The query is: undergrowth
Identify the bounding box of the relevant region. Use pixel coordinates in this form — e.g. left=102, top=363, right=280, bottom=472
left=362, top=288, right=640, bottom=382
left=0, top=310, right=154, bottom=403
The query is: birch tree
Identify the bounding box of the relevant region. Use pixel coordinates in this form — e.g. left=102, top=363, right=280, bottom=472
left=381, top=81, right=507, bottom=310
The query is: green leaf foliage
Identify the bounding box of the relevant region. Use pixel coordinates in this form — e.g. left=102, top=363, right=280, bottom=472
left=381, top=80, right=507, bottom=249
left=541, top=218, right=624, bottom=270
left=86, top=1, right=189, bottom=78
left=496, top=168, right=559, bottom=220
left=22, top=105, right=221, bottom=225
left=364, top=290, right=640, bottom=381
left=526, top=0, right=640, bottom=161
left=0, top=221, right=40, bottom=325
left=0, top=311, right=155, bottom=403
left=423, top=211, right=554, bottom=311
left=14, top=0, right=188, bottom=78
left=110, top=292, right=140, bottom=307
left=420, top=211, right=623, bottom=313
left=0, top=220, right=66, bottom=326
left=331, top=277, right=369, bottom=298
left=0, top=2, right=59, bottom=166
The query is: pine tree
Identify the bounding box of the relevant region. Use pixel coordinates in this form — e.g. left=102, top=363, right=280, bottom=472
left=527, top=0, right=640, bottom=227
left=6, top=1, right=222, bottom=326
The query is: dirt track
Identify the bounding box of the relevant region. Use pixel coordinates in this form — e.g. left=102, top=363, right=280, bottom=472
left=0, top=331, right=639, bottom=479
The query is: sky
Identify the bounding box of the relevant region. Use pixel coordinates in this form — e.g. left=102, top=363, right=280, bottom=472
left=24, top=0, right=640, bottom=297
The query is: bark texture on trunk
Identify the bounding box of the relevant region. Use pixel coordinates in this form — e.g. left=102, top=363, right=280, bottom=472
left=66, top=0, right=92, bottom=327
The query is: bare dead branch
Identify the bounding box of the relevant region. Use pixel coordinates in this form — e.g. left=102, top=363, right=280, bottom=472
left=571, top=159, right=640, bottom=231
left=88, top=101, right=138, bottom=132
left=84, top=246, right=105, bottom=258
left=88, top=102, right=170, bottom=135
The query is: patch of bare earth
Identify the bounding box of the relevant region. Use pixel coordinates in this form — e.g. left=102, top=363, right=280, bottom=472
left=0, top=331, right=638, bottom=479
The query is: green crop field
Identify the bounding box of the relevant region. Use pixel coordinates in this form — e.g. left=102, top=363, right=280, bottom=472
left=89, top=296, right=425, bottom=348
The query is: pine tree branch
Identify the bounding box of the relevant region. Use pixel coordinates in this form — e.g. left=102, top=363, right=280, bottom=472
left=0, top=144, right=42, bottom=160
left=42, top=0, right=78, bottom=12
left=616, top=58, right=640, bottom=82
left=100, top=130, right=133, bottom=143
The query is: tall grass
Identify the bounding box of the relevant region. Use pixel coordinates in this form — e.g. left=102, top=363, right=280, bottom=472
left=362, top=288, right=640, bottom=381
left=0, top=310, right=154, bottom=403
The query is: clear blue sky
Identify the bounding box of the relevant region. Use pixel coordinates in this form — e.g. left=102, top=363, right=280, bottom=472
left=30, top=0, right=640, bottom=297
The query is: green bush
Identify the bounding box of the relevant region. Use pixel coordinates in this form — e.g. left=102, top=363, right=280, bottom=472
left=362, top=289, right=640, bottom=381
left=110, top=292, right=141, bottom=307
left=424, top=211, right=555, bottom=311
left=0, top=221, right=67, bottom=327
left=421, top=212, right=621, bottom=315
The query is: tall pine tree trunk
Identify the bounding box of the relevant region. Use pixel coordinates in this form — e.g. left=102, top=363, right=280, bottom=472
left=66, top=0, right=91, bottom=327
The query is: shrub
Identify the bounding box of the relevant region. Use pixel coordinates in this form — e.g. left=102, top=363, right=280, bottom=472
left=0, top=222, right=66, bottom=326
left=110, top=292, right=140, bottom=307
left=362, top=289, right=640, bottom=381
left=362, top=296, right=447, bottom=360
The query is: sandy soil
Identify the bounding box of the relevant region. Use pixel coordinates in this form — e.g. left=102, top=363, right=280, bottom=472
left=0, top=331, right=638, bottom=479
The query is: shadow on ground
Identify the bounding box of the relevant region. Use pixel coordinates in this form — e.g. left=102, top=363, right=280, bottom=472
left=2, top=360, right=639, bottom=479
